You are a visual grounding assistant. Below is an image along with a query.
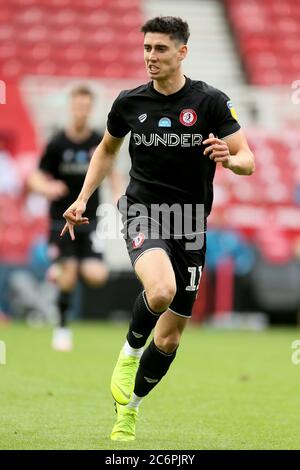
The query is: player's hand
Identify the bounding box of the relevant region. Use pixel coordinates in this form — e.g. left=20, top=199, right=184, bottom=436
left=60, top=200, right=89, bottom=240
left=45, top=180, right=69, bottom=201
left=203, top=133, right=231, bottom=168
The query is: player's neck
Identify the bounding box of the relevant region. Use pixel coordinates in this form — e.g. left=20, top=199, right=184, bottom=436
left=153, top=74, right=186, bottom=96
left=66, top=125, right=91, bottom=142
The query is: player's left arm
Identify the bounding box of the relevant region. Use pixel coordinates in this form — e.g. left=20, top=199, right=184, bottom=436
left=203, top=130, right=255, bottom=176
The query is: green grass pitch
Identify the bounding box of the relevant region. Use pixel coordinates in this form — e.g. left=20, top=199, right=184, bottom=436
left=0, top=321, right=300, bottom=450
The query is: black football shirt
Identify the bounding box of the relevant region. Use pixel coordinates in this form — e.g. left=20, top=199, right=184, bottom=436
left=107, top=77, right=240, bottom=225
left=39, top=130, right=102, bottom=221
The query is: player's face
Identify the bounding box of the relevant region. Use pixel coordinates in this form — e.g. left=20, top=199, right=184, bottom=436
left=70, top=94, right=93, bottom=128
left=144, top=33, right=187, bottom=81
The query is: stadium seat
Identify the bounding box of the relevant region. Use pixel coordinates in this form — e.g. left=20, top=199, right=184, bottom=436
left=213, top=128, right=300, bottom=238
left=0, top=0, right=144, bottom=79
left=0, top=59, right=23, bottom=78
left=0, top=42, right=17, bottom=60
left=225, top=0, right=300, bottom=84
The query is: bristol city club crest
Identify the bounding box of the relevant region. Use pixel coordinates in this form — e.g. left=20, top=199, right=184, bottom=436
left=179, top=109, right=197, bottom=126
left=132, top=232, right=145, bottom=249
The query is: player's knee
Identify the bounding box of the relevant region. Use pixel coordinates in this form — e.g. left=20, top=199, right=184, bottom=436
left=57, top=270, right=78, bottom=291
left=155, top=333, right=180, bottom=354
left=147, top=283, right=176, bottom=312
left=83, top=270, right=108, bottom=287
left=80, top=263, right=109, bottom=287
left=60, top=276, right=77, bottom=291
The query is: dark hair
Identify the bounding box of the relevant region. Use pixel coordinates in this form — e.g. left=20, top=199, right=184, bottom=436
left=70, top=85, right=94, bottom=100
left=141, top=16, right=190, bottom=44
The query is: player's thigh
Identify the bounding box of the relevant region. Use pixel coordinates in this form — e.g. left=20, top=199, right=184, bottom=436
left=168, top=237, right=206, bottom=318
left=134, top=248, right=176, bottom=296
left=123, top=216, right=176, bottom=307
left=79, top=258, right=109, bottom=286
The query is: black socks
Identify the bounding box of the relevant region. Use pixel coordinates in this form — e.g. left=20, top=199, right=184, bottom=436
left=127, top=291, right=162, bottom=349
left=134, top=339, right=177, bottom=397
left=58, top=291, right=71, bottom=327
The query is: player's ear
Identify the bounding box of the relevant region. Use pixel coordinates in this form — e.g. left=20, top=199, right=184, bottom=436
left=178, top=44, right=188, bottom=61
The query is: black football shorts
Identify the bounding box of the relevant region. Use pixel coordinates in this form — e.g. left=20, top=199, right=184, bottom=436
left=121, top=214, right=206, bottom=318
left=48, top=220, right=104, bottom=262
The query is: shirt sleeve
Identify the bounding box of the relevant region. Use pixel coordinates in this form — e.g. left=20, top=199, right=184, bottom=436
left=39, top=140, right=59, bottom=177
left=210, top=91, right=241, bottom=139
left=107, top=93, right=131, bottom=138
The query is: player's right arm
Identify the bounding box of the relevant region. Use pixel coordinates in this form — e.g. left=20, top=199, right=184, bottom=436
left=61, top=129, right=124, bottom=239
left=28, top=136, right=69, bottom=200
left=27, top=170, right=69, bottom=201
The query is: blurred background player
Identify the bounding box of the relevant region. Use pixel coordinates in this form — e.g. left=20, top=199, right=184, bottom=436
left=28, top=85, right=122, bottom=351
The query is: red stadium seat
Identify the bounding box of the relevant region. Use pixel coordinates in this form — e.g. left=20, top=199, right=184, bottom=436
left=226, top=0, right=300, bottom=85
left=0, top=59, right=23, bottom=78
left=0, top=0, right=144, bottom=79
left=0, top=42, right=17, bottom=61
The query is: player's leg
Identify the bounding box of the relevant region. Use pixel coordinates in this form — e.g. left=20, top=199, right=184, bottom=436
left=78, top=223, right=109, bottom=288
left=133, top=309, right=187, bottom=397
left=79, top=258, right=109, bottom=287
left=51, top=258, right=78, bottom=351
left=111, top=248, right=176, bottom=406
left=111, top=249, right=177, bottom=441
left=111, top=239, right=205, bottom=441
left=111, top=310, right=188, bottom=442
left=48, top=220, right=82, bottom=351
left=131, top=238, right=206, bottom=398
left=129, top=248, right=177, bottom=348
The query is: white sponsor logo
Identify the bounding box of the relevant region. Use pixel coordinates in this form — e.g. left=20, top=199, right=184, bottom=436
left=133, top=133, right=203, bottom=147
left=138, top=113, right=147, bottom=123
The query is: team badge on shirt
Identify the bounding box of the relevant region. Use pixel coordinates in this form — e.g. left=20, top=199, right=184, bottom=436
left=179, top=109, right=197, bottom=126
left=226, top=100, right=238, bottom=121
left=132, top=232, right=145, bottom=249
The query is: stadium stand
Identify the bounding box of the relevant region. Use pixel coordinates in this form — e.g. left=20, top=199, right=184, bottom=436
left=211, top=127, right=300, bottom=243
left=0, top=0, right=145, bottom=267
left=0, top=0, right=145, bottom=80
left=225, top=0, right=300, bottom=85
left=0, top=0, right=299, bottom=321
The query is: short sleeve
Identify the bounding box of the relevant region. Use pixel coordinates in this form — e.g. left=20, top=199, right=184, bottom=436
left=210, top=91, right=241, bottom=139
left=39, top=140, right=59, bottom=176
left=107, top=93, right=130, bottom=138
